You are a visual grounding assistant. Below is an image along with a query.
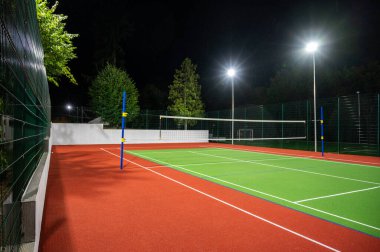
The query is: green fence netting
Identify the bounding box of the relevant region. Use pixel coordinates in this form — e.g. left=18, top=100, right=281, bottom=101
left=1, top=0, right=51, bottom=250
left=55, top=92, right=379, bottom=157
left=206, top=94, right=379, bottom=156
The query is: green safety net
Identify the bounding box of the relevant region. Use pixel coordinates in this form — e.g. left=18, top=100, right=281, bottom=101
left=1, top=0, right=50, bottom=249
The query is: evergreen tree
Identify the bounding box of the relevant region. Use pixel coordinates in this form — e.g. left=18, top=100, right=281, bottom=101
left=89, top=64, right=140, bottom=127
left=168, top=58, right=204, bottom=129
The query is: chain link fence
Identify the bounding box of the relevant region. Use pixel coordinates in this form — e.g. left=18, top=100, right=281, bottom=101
left=1, top=0, right=51, bottom=250
left=57, top=92, right=379, bottom=157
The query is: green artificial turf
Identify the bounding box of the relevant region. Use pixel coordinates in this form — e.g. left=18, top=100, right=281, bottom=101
left=127, top=147, right=380, bottom=237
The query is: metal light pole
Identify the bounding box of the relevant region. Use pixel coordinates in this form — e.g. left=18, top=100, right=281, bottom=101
left=227, top=68, right=236, bottom=144
left=66, top=104, right=72, bottom=122
left=232, top=77, right=235, bottom=144
left=306, top=42, right=319, bottom=152
left=357, top=91, right=361, bottom=144
left=312, top=52, right=317, bottom=152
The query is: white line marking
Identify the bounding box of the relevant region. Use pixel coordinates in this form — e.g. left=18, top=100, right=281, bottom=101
left=128, top=151, right=295, bottom=203
left=214, top=146, right=380, bottom=167
left=167, top=157, right=299, bottom=167
left=127, top=150, right=380, bottom=231
left=295, top=202, right=380, bottom=231
left=103, top=145, right=213, bottom=150
left=189, top=151, right=380, bottom=186
left=295, top=186, right=380, bottom=203
left=126, top=154, right=295, bottom=166
left=144, top=165, right=167, bottom=169
left=100, top=148, right=340, bottom=252
left=103, top=145, right=380, bottom=167
left=125, top=150, right=200, bottom=155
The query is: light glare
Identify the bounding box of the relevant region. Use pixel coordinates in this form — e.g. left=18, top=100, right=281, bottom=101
left=66, top=104, right=72, bottom=111
left=305, top=42, right=319, bottom=53
left=227, top=68, right=236, bottom=77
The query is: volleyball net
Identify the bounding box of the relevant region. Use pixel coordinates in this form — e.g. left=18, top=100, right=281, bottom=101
left=158, top=115, right=306, bottom=143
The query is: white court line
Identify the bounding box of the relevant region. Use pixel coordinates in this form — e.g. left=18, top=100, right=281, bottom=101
left=100, top=148, right=340, bottom=252
left=295, top=186, right=380, bottom=203
left=108, top=145, right=212, bottom=150
left=125, top=152, right=299, bottom=167
left=144, top=165, right=167, bottom=169
left=174, top=156, right=299, bottom=167
left=101, top=146, right=380, bottom=167
left=127, top=150, right=380, bottom=232
left=126, top=146, right=380, bottom=167
left=128, top=152, right=295, bottom=203
left=213, top=146, right=380, bottom=167
left=126, top=150, right=201, bottom=155
left=295, top=202, right=380, bottom=231
left=190, top=151, right=380, bottom=186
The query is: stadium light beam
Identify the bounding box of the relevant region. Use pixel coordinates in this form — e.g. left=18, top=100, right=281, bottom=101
left=227, top=68, right=236, bottom=144
left=305, top=42, right=319, bottom=152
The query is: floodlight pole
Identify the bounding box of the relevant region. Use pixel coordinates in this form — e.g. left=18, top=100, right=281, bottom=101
left=313, top=52, right=317, bottom=152
left=227, top=68, right=236, bottom=144
left=357, top=91, right=361, bottom=144
left=232, top=77, right=235, bottom=145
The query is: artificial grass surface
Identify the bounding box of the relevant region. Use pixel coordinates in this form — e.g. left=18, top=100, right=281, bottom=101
left=127, top=147, right=380, bottom=237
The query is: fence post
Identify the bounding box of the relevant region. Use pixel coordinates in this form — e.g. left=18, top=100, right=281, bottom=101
left=306, top=100, right=309, bottom=150
left=261, top=105, right=264, bottom=139
left=281, top=103, right=284, bottom=148
left=145, top=109, right=148, bottom=129
left=378, top=94, right=379, bottom=156
left=338, top=97, right=340, bottom=154
left=217, top=111, right=219, bottom=137
left=165, top=111, right=168, bottom=130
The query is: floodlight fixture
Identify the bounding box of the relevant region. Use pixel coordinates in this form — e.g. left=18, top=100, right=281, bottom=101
left=227, top=68, right=236, bottom=78
left=305, top=42, right=319, bottom=53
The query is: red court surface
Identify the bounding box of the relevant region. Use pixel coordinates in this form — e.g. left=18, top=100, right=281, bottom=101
left=39, top=144, right=380, bottom=251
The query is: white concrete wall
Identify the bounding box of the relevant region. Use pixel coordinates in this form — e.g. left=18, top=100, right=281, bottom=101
left=52, top=123, right=209, bottom=145
left=33, top=134, right=52, bottom=252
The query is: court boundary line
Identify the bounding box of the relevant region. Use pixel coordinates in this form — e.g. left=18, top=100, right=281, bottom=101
left=214, top=146, right=380, bottom=167
left=188, top=150, right=380, bottom=186
left=127, top=150, right=380, bottom=231
left=294, top=202, right=380, bottom=231
left=100, top=148, right=340, bottom=252
left=127, top=152, right=296, bottom=203
left=295, top=186, right=380, bottom=203
left=144, top=165, right=167, bottom=169
left=176, top=156, right=299, bottom=166
left=101, top=145, right=380, bottom=167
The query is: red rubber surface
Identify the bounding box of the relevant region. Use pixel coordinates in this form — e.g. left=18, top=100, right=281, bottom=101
left=39, top=144, right=380, bottom=251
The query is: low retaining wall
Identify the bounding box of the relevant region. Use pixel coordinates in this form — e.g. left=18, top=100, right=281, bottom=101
left=52, top=123, right=208, bottom=145
left=21, top=131, right=52, bottom=252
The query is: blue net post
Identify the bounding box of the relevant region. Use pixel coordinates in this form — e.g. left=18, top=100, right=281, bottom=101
left=320, top=106, right=324, bottom=157
left=120, top=91, right=127, bottom=169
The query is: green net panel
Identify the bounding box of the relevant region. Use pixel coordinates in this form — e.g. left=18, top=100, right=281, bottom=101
left=206, top=94, right=379, bottom=156
left=1, top=0, right=51, bottom=250
left=55, top=92, right=379, bottom=157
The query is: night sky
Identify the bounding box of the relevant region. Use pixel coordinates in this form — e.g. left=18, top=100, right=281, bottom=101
left=49, top=0, right=380, bottom=112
